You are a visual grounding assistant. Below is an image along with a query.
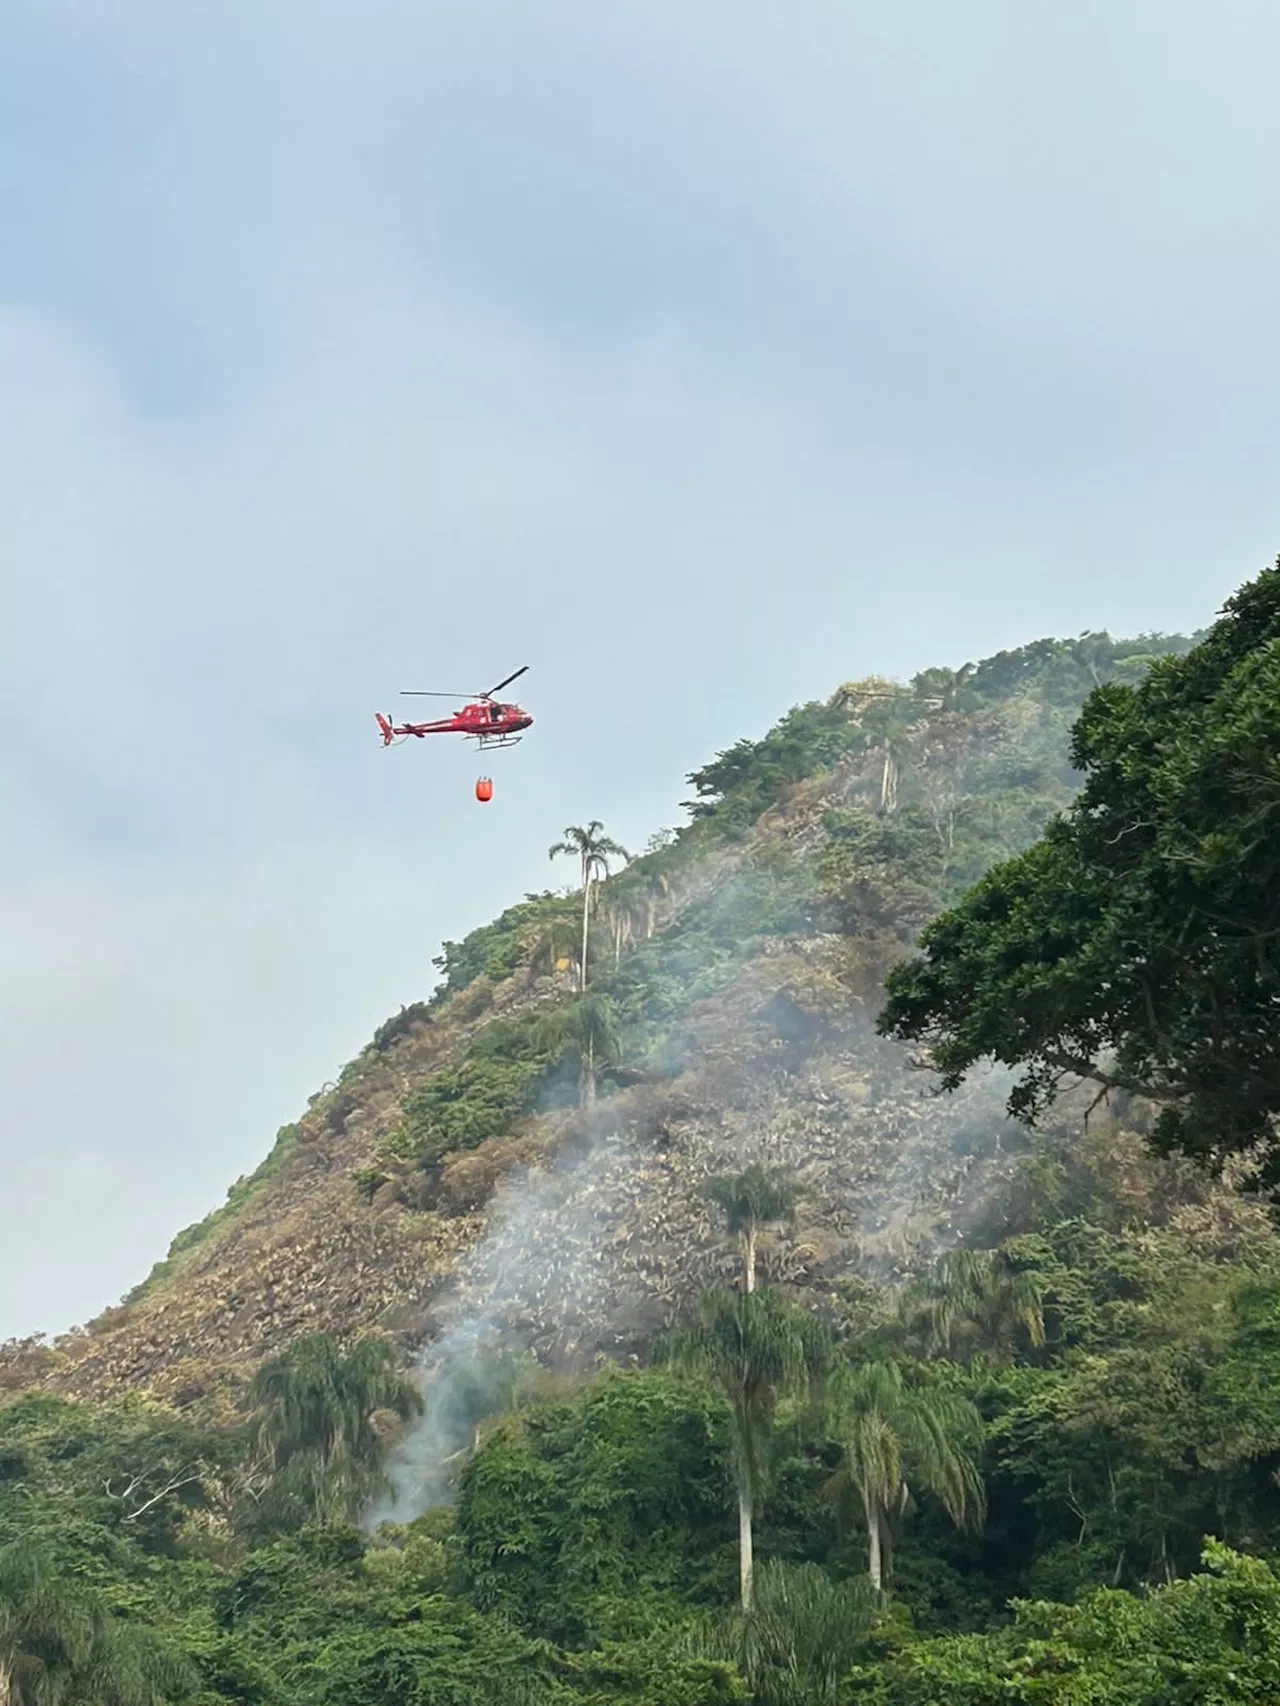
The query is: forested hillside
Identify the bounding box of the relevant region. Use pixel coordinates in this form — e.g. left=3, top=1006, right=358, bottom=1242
left=10, top=583, right=1280, bottom=1703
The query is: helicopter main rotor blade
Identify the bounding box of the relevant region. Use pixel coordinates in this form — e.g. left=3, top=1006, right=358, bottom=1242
left=483, top=664, right=529, bottom=698
left=400, top=690, right=471, bottom=698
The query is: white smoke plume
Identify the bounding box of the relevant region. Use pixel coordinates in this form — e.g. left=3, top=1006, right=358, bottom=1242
left=364, top=833, right=1032, bottom=1526
left=365, top=1127, right=642, bottom=1526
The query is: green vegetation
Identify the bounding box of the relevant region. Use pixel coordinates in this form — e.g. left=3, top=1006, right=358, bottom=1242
left=825, top=1359, right=985, bottom=1592
left=0, top=1537, right=193, bottom=1706
left=24, top=586, right=1280, bottom=1698
left=534, top=992, right=622, bottom=1107
left=880, top=561, right=1280, bottom=1190
left=390, top=1014, right=565, bottom=1167
left=431, top=892, right=581, bottom=1002
left=13, top=1143, right=1280, bottom=1700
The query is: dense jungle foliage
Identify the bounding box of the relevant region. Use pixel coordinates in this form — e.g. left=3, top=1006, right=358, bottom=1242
left=18, top=584, right=1280, bottom=1702
left=9, top=1137, right=1280, bottom=1704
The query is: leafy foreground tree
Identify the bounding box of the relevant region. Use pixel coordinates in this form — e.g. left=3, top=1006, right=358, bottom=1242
left=879, top=560, right=1280, bottom=1191
left=457, top=1368, right=735, bottom=1648
left=548, top=822, right=630, bottom=991
left=827, top=1361, right=985, bottom=1592
left=671, top=1287, right=826, bottom=1610
left=246, top=1332, right=423, bottom=1528
left=702, top=1165, right=802, bottom=1294
left=0, top=1540, right=190, bottom=1706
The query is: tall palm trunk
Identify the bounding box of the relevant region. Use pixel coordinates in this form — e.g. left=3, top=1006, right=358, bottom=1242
left=582, top=1030, right=596, bottom=1106
left=738, top=1480, right=755, bottom=1609
left=743, top=1224, right=758, bottom=1293
left=864, top=1487, right=884, bottom=1592
left=880, top=751, right=899, bottom=814
left=580, top=875, right=592, bottom=992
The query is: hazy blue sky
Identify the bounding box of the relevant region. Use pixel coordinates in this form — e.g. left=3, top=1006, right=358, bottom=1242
left=2, top=0, right=1277, bottom=1338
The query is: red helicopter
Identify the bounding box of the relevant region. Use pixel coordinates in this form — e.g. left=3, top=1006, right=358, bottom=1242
left=375, top=666, right=533, bottom=752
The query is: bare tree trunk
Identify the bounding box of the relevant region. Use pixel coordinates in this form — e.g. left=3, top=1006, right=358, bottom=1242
left=580, top=877, right=592, bottom=992
left=582, top=1032, right=596, bottom=1107
left=738, top=1480, right=755, bottom=1609
left=880, top=752, right=899, bottom=814
left=865, top=1488, right=883, bottom=1592
left=0, top=1656, right=14, bottom=1706
left=743, top=1224, right=757, bottom=1293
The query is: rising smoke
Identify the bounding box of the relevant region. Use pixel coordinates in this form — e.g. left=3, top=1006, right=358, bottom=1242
left=365, top=1129, right=645, bottom=1526
left=364, top=837, right=1029, bottom=1526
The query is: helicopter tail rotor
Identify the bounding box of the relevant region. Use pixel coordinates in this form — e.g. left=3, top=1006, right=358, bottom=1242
left=376, top=713, right=395, bottom=746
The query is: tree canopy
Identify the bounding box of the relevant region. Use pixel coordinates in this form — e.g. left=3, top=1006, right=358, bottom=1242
left=879, top=562, right=1280, bottom=1189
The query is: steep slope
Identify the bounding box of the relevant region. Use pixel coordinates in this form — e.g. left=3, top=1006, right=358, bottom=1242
left=2, top=631, right=1196, bottom=1413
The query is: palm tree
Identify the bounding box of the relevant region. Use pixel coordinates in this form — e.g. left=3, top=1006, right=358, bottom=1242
left=702, top=1164, right=802, bottom=1293
left=247, top=1332, right=424, bottom=1523
left=548, top=822, right=630, bottom=990
left=672, top=1286, right=828, bottom=1610
left=0, top=1541, right=190, bottom=1706
left=826, top=1360, right=985, bottom=1593
left=535, top=993, right=622, bottom=1106
left=84, top=1619, right=193, bottom=1706
left=687, top=1559, right=876, bottom=1706
left=901, top=1248, right=1046, bottom=1365
left=0, top=1543, right=90, bottom=1706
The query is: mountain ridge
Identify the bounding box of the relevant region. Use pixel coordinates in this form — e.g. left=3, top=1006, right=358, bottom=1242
left=1, top=627, right=1202, bottom=1415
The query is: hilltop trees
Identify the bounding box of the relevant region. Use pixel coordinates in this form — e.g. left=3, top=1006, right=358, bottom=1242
left=548, top=822, right=631, bottom=990
left=880, top=562, right=1280, bottom=1193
